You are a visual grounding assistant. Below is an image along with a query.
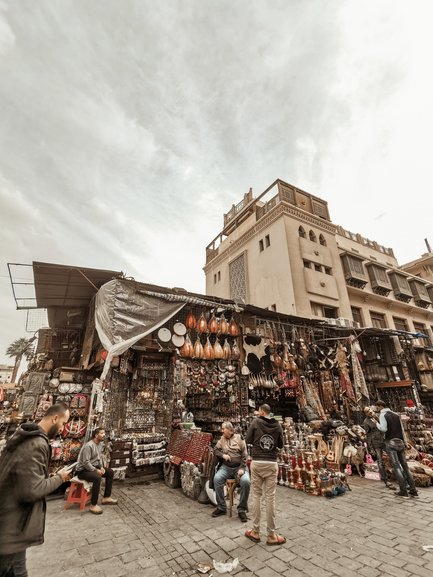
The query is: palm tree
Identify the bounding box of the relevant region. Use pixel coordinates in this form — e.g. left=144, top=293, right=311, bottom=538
left=6, top=337, right=35, bottom=384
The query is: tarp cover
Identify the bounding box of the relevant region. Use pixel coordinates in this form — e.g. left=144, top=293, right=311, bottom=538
left=95, top=278, right=184, bottom=379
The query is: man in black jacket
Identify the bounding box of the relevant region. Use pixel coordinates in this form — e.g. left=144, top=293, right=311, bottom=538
left=0, top=403, right=71, bottom=577
left=375, top=400, right=418, bottom=498
left=244, top=404, right=286, bottom=546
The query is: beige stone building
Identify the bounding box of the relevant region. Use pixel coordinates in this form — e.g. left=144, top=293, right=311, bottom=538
left=204, top=178, right=433, bottom=347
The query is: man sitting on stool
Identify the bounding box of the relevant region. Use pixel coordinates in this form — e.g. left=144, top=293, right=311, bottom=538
left=76, top=428, right=117, bottom=514
left=212, top=421, right=250, bottom=522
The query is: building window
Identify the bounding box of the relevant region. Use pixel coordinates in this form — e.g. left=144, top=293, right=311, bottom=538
left=299, top=226, right=306, bottom=238
left=311, top=302, right=338, bottom=318
left=214, top=274, right=217, bottom=284
left=303, top=260, right=311, bottom=268
left=413, top=322, right=430, bottom=345
left=265, top=234, right=270, bottom=248
left=323, top=306, right=337, bottom=319
left=370, top=311, right=387, bottom=329
left=319, top=234, right=327, bottom=246
left=309, top=230, right=317, bottom=242
left=351, top=307, right=363, bottom=326
left=314, top=264, right=322, bottom=272
left=393, top=317, right=408, bottom=332
left=259, top=239, right=264, bottom=252
left=324, top=267, right=332, bottom=275
left=218, top=271, right=221, bottom=281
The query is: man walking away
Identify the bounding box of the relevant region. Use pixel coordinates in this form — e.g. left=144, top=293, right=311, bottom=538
left=375, top=400, right=418, bottom=498
left=244, top=404, right=286, bottom=546
left=76, top=428, right=117, bottom=514
left=0, top=402, right=71, bottom=577
left=362, top=406, right=395, bottom=490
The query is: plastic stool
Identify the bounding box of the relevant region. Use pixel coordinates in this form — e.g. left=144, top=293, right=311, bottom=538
left=64, top=479, right=91, bottom=511
left=225, top=479, right=238, bottom=518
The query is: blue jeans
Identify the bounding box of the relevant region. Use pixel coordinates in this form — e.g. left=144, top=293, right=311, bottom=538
left=375, top=449, right=387, bottom=483
left=214, top=464, right=250, bottom=513
left=386, top=447, right=416, bottom=492
left=0, top=550, right=28, bottom=577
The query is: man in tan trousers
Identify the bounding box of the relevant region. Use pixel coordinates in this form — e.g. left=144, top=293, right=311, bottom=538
left=244, top=404, right=286, bottom=546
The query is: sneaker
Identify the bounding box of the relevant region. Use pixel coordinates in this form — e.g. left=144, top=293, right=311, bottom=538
left=394, top=490, right=409, bottom=498
left=409, top=489, right=419, bottom=497
left=101, top=497, right=118, bottom=505
left=211, top=508, right=226, bottom=517
left=385, top=483, right=397, bottom=490
left=238, top=511, right=248, bottom=523
left=89, top=505, right=103, bottom=515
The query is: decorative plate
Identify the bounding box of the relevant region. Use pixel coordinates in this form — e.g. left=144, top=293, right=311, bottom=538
left=217, top=360, right=227, bottom=371
left=58, top=382, right=70, bottom=394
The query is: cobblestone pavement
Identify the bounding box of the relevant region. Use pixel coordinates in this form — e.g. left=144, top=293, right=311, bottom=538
left=27, top=476, right=433, bottom=577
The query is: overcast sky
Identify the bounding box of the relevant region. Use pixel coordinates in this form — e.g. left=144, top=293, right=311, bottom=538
left=1, top=0, right=432, bottom=366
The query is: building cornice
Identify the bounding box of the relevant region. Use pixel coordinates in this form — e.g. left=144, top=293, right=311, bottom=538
left=204, top=202, right=337, bottom=271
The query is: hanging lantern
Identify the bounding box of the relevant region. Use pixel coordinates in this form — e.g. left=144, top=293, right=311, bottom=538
left=185, top=311, right=197, bottom=331
left=197, top=312, right=208, bottom=334
left=228, top=316, right=240, bottom=337
left=180, top=334, right=193, bottom=358
left=219, top=313, right=229, bottom=335
left=208, top=313, right=219, bottom=334
left=193, top=337, right=204, bottom=359
left=213, top=339, right=224, bottom=359
left=204, top=337, right=215, bottom=360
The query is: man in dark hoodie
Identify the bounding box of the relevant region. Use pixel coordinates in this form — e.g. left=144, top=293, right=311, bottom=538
left=0, top=402, right=71, bottom=577
left=376, top=400, right=418, bottom=498
left=244, top=404, right=286, bottom=546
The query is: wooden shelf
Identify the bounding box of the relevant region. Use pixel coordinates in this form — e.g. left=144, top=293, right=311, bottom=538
left=375, top=380, right=413, bottom=389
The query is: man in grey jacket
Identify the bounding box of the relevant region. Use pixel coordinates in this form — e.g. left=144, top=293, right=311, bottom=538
left=244, top=404, right=286, bottom=546
left=76, top=428, right=117, bottom=514
left=0, top=402, right=71, bottom=577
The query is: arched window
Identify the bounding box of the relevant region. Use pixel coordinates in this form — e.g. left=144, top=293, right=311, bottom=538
left=299, top=226, right=306, bottom=238
left=309, top=230, right=317, bottom=242
left=319, top=234, right=327, bottom=246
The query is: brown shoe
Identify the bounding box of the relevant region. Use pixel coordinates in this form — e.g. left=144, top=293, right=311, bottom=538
left=101, top=497, right=118, bottom=505
left=89, top=505, right=103, bottom=515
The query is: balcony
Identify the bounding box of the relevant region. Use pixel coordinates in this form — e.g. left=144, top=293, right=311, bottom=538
left=389, top=272, right=413, bottom=303
left=341, top=254, right=368, bottom=289
left=366, top=263, right=392, bottom=297
left=408, top=279, right=432, bottom=309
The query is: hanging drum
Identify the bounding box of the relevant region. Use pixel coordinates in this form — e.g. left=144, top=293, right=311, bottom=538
left=157, top=328, right=172, bottom=342
left=172, top=334, right=185, bottom=348
left=173, top=322, right=187, bottom=336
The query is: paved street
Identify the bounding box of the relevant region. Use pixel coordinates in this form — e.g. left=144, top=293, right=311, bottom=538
left=28, top=476, right=433, bottom=577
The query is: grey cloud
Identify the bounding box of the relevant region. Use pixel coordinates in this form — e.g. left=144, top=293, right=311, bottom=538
left=1, top=0, right=432, bottom=362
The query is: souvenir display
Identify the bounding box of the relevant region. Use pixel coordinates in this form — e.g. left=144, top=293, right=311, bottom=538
left=5, top=290, right=433, bottom=498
